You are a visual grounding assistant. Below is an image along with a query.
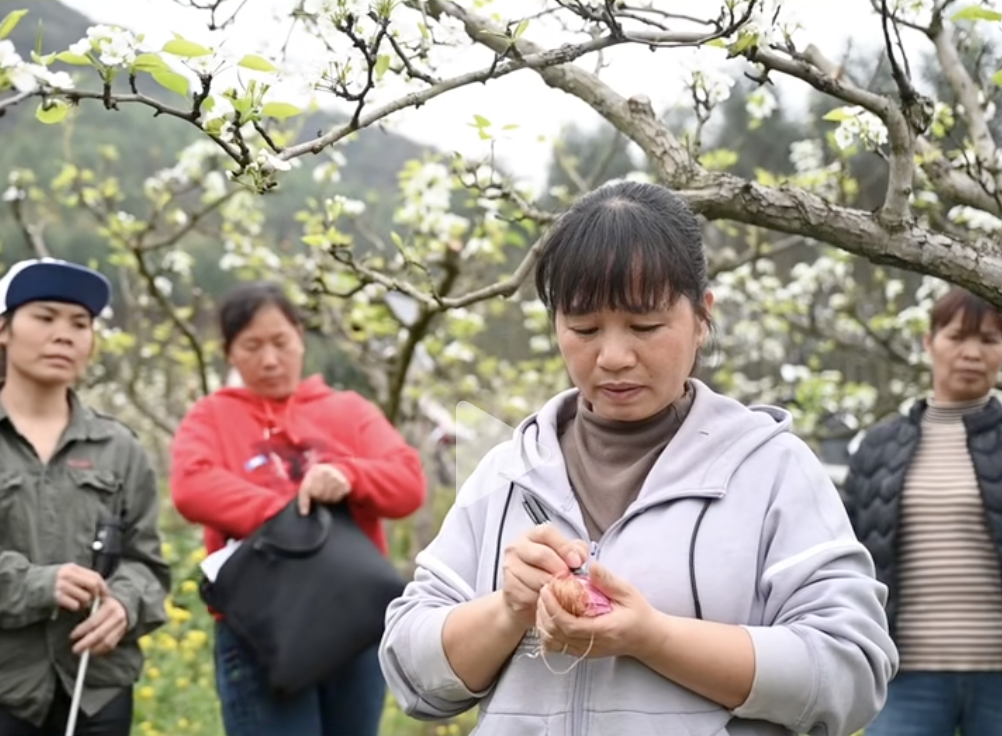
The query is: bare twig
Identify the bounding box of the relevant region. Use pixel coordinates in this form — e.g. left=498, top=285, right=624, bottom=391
left=140, top=191, right=238, bottom=252
left=0, top=90, right=32, bottom=113
left=128, top=247, right=211, bottom=396
left=9, top=199, right=52, bottom=258
left=384, top=248, right=462, bottom=423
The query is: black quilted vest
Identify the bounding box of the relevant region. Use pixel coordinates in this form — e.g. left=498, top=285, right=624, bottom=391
left=842, top=397, right=1002, bottom=638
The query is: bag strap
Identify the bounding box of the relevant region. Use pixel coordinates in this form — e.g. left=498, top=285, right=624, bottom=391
left=251, top=504, right=332, bottom=559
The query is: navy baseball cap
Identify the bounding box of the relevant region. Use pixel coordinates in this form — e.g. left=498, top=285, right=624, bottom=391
left=0, top=258, right=112, bottom=318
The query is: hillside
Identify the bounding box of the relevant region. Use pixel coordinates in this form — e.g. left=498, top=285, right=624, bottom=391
left=0, top=0, right=434, bottom=266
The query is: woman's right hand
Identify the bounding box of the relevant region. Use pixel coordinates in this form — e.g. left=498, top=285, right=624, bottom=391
left=501, top=524, right=589, bottom=630
left=55, top=563, right=108, bottom=612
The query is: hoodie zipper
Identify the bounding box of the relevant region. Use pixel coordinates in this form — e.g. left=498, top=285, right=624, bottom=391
left=555, top=489, right=723, bottom=736
left=521, top=488, right=723, bottom=736
left=568, top=539, right=599, bottom=736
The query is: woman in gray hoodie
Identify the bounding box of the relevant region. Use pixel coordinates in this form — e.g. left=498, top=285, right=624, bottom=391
left=379, top=181, right=898, bottom=736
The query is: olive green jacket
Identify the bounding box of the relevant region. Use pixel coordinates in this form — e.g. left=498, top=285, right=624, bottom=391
left=0, top=392, right=171, bottom=727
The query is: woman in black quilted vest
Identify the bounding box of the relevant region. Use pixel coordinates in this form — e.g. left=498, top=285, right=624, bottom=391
left=843, top=287, right=1002, bottom=736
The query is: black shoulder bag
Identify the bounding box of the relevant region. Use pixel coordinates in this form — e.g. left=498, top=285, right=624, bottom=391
left=200, top=498, right=406, bottom=698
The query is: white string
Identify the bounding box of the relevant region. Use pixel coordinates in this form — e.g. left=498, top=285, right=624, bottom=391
left=539, top=633, right=594, bottom=675
left=520, top=627, right=595, bottom=676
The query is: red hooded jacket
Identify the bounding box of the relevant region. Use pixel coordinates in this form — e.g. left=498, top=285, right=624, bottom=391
left=170, top=375, right=426, bottom=558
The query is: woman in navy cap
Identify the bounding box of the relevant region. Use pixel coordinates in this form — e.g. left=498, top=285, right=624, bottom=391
left=0, top=259, right=171, bottom=736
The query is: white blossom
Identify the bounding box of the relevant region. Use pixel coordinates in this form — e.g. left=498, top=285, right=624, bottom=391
left=789, top=139, right=824, bottom=173
left=2, top=186, right=23, bottom=202
left=162, top=250, right=194, bottom=276
left=256, top=149, right=292, bottom=172
left=529, top=335, right=552, bottom=353
left=442, top=341, right=475, bottom=362
left=746, top=88, right=777, bottom=121
left=831, top=106, right=888, bottom=150
left=948, top=205, right=1002, bottom=232
left=72, top=25, right=142, bottom=68
left=0, top=40, right=21, bottom=69
left=8, top=64, right=42, bottom=92
left=686, top=65, right=734, bottom=106
left=153, top=276, right=173, bottom=297
left=326, top=194, right=365, bottom=216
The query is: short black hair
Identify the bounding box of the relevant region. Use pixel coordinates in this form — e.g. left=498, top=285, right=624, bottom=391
left=534, top=180, right=710, bottom=322
left=930, top=286, right=1002, bottom=336
left=218, top=281, right=303, bottom=353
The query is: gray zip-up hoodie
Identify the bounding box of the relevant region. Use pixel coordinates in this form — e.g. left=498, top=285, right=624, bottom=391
left=379, top=380, right=898, bottom=736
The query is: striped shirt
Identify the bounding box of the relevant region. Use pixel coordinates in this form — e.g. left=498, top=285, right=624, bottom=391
left=895, top=395, right=1002, bottom=671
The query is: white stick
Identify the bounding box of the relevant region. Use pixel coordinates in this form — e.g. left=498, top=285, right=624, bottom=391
left=65, top=597, right=101, bottom=736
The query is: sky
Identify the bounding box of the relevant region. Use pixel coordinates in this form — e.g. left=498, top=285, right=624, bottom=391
left=57, top=0, right=916, bottom=190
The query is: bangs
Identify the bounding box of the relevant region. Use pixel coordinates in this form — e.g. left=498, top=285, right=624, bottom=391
left=932, top=288, right=1002, bottom=335
left=536, top=197, right=702, bottom=316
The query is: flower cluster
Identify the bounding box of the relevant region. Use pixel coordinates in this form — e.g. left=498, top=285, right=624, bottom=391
left=68, top=25, right=147, bottom=68
left=0, top=39, right=73, bottom=92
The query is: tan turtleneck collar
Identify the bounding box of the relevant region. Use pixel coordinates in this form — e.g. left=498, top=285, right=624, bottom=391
left=557, top=382, right=694, bottom=541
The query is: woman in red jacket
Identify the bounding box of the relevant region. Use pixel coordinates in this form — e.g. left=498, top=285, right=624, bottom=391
left=169, top=281, right=426, bottom=736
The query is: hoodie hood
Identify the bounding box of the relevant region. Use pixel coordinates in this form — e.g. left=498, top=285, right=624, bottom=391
left=211, top=373, right=334, bottom=444
left=503, top=378, right=791, bottom=515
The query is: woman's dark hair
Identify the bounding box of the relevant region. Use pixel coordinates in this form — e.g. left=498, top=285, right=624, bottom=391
left=534, top=180, right=710, bottom=324
left=930, top=287, right=1002, bottom=336
left=0, top=310, right=16, bottom=382
left=218, top=281, right=304, bottom=353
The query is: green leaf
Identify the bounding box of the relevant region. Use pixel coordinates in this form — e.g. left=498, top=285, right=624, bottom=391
left=162, top=37, right=212, bottom=58
left=151, top=69, right=190, bottom=97
left=374, top=54, right=391, bottom=80
left=33, top=16, right=42, bottom=56
left=951, top=5, right=1002, bottom=21
left=992, top=69, right=1002, bottom=86
left=301, top=234, right=327, bottom=247
left=730, top=32, right=756, bottom=53
left=35, top=100, right=69, bottom=124
left=132, top=53, right=170, bottom=72
left=54, top=50, right=91, bottom=66
left=472, top=113, right=491, bottom=128
left=237, top=54, right=278, bottom=72
left=261, top=101, right=302, bottom=119
left=513, top=18, right=529, bottom=39
left=231, top=95, right=253, bottom=118
left=823, top=107, right=853, bottom=122
left=704, top=38, right=727, bottom=48
left=203, top=117, right=226, bottom=136
left=55, top=50, right=91, bottom=66
left=0, top=9, right=28, bottom=40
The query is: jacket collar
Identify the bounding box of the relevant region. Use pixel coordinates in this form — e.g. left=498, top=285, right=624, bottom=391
left=907, top=394, right=1002, bottom=434
left=0, top=384, right=114, bottom=442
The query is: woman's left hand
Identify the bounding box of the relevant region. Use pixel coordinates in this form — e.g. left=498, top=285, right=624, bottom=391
left=70, top=596, right=129, bottom=656
left=535, top=561, right=660, bottom=660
